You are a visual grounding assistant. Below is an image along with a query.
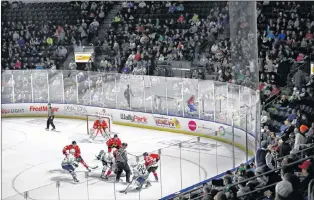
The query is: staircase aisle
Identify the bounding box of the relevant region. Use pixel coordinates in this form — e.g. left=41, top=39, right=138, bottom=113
left=62, top=3, right=122, bottom=69
left=98, top=2, right=122, bottom=40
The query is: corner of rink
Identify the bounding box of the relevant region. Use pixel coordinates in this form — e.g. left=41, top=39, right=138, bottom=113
left=2, top=117, right=248, bottom=200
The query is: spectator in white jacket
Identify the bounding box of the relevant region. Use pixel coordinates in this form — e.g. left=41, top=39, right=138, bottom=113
left=294, top=125, right=308, bottom=150
left=69, top=60, right=77, bottom=70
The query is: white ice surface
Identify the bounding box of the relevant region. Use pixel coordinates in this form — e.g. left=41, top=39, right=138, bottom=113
left=2, top=118, right=247, bottom=200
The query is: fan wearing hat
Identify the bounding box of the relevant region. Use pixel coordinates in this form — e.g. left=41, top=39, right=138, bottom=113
left=293, top=125, right=308, bottom=150
left=275, top=180, right=293, bottom=199
left=298, top=160, right=313, bottom=192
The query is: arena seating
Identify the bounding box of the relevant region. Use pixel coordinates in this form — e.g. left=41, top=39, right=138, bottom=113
left=168, top=1, right=314, bottom=200
left=101, top=1, right=228, bottom=76
left=1, top=1, right=114, bottom=70
left=1, top=1, right=314, bottom=200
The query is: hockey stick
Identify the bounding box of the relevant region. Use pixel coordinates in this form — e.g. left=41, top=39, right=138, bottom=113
left=90, top=166, right=98, bottom=170
left=119, top=178, right=134, bottom=194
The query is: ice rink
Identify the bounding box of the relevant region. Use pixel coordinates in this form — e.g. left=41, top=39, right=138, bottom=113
left=2, top=118, right=247, bottom=200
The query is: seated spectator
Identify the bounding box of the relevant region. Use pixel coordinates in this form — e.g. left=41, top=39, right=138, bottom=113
left=278, top=135, right=292, bottom=158
left=69, top=60, right=77, bottom=70
left=298, top=160, right=313, bottom=193
left=283, top=173, right=303, bottom=199
left=214, top=191, right=227, bottom=200
left=293, top=125, right=308, bottom=150
left=236, top=176, right=250, bottom=197
left=275, top=180, right=293, bottom=200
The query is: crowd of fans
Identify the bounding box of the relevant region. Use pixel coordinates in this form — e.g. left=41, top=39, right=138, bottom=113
left=1, top=1, right=115, bottom=70
left=93, top=1, right=228, bottom=76
left=2, top=1, right=314, bottom=199
left=173, top=1, right=314, bottom=200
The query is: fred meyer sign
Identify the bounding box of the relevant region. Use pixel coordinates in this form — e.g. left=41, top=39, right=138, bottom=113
left=29, top=106, right=59, bottom=112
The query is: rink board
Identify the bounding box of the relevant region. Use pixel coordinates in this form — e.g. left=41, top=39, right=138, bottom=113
left=1, top=103, right=256, bottom=156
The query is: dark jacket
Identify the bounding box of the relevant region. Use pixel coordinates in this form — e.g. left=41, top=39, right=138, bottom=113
left=278, top=142, right=292, bottom=158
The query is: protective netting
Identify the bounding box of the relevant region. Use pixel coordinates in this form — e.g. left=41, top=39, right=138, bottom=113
left=229, top=1, right=259, bottom=89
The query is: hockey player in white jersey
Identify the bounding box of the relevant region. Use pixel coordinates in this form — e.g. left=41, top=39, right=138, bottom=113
left=120, top=161, right=151, bottom=193
left=96, top=150, right=115, bottom=180
left=61, top=149, right=79, bottom=183
left=96, top=149, right=126, bottom=179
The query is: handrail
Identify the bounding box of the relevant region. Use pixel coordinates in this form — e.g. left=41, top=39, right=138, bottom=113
left=237, top=182, right=278, bottom=198
left=308, top=179, right=314, bottom=200
left=261, top=61, right=309, bottom=110
left=275, top=145, right=314, bottom=162
left=171, top=156, right=314, bottom=200
left=227, top=155, right=313, bottom=190
left=287, top=61, right=310, bottom=84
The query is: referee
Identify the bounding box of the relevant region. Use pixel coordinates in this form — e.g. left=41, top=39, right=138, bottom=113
left=46, top=103, right=56, bottom=131
left=115, top=143, right=131, bottom=183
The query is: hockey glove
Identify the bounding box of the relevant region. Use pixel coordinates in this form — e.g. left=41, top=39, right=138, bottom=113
left=75, top=156, right=83, bottom=162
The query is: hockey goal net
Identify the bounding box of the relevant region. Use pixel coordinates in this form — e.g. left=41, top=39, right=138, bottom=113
left=86, top=114, right=112, bottom=135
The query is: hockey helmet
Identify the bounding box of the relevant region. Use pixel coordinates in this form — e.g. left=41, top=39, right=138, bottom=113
left=143, top=152, right=148, bottom=157
left=114, top=134, right=118, bottom=138
left=122, top=143, right=128, bottom=147
left=72, top=141, right=77, bottom=145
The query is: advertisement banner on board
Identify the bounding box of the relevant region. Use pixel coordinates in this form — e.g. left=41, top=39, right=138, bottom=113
left=153, top=115, right=181, bottom=129
left=64, top=105, right=87, bottom=115
left=120, top=112, right=148, bottom=124
left=29, top=105, right=59, bottom=113
left=1, top=108, right=25, bottom=114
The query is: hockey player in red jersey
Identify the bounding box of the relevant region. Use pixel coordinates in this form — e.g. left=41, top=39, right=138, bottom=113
left=89, top=119, right=110, bottom=142
left=143, top=152, right=160, bottom=181
left=63, top=141, right=95, bottom=172
left=106, top=134, right=122, bottom=153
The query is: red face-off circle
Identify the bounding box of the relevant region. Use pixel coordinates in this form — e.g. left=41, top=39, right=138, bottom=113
left=188, top=121, right=197, bottom=131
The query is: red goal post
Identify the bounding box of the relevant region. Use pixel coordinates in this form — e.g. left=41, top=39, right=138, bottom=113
left=86, top=114, right=112, bottom=135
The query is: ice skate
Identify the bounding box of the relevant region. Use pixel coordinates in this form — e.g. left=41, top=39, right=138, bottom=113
left=100, top=175, right=108, bottom=180
left=155, top=176, right=159, bottom=182
left=73, top=177, right=79, bottom=183
left=45, top=128, right=49, bottom=131
left=87, top=167, right=91, bottom=172
left=145, top=181, right=152, bottom=188
left=136, top=185, right=143, bottom=190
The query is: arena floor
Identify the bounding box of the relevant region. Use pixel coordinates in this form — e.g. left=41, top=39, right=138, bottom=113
left=2, top=118, right=247, bottom=200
